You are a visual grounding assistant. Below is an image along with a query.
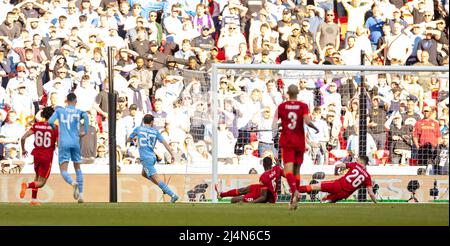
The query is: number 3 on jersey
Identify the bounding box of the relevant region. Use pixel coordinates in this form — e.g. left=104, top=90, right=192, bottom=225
left=345, top=169, right=365, bottom=188
left=35, top=131, right=52, bottom=148
left=287, top=112, right=297, bottom=129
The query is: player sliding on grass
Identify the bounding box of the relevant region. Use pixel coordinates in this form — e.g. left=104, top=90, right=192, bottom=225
left=20, top=107, right=58, bottom=205
left=49, top=93, right=89, bottom=203
left=273, top=84, right=319, bottom=210
left=298, top=156, right=377, bottom=203
left=127, top=114, right=179, bottom=203
left=215, top=157, right=284, bottom=203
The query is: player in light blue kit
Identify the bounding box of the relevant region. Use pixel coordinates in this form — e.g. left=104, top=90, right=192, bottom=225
left=49, top=93, right=89, bottom=203
left=127, top=114, right=179, bottom=202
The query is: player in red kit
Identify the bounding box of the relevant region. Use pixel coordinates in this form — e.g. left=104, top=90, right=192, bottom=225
left=298, top=156, right=377, bottom=203
left=19, top=107, right=58, bottom=205
left=273, top=84, right=319, bottom=210
left=215, top=157, right=284, bottom=203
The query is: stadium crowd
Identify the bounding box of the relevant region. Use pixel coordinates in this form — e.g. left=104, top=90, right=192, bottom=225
left=0, top=0, right=448, bottom=175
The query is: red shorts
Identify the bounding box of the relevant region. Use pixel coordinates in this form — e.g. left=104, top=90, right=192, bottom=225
left=320, top=180, right=352, bottom=203
left=243, top=184, right=267, bottom=203
left=34, top=155, right=53, bottom=179
left=281, top=147, right=304, bottom=165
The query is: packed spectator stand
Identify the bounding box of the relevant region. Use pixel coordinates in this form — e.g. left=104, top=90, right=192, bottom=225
left=0, top=0, right=448, bottom=175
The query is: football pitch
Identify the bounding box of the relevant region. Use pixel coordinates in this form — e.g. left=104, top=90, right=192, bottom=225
left=0, top=203, right=448, bottom=226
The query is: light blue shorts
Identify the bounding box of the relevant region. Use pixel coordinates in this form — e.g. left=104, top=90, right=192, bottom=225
left=142, top=156, right=157, bottom=177
left=58, top=146, right=81, bottom=164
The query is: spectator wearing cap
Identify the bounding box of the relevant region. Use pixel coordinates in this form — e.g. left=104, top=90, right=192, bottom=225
left=413, top=105, right=441, bottom=166
left=317, top=9, right=340, bottom=57
left=191, top=26, right=215, bottom=52
left=10, top=82, right=34, bottom=122
left=217, top=23, right=246, bottom=61
left=5, top=63, right=32, bottom=96
left=277, top=8, right=298, bottom=42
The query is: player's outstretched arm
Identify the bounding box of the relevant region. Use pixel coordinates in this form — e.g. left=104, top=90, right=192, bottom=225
left=367, top=186, right=378, bottom=204
left=251, top=189, right=268, bottom=203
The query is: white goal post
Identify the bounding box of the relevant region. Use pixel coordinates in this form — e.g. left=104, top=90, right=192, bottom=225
left=210, top=64, right=449, bottom=203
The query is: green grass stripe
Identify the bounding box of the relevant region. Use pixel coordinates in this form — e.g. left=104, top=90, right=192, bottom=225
left=0, top=203, right=447, bottom=226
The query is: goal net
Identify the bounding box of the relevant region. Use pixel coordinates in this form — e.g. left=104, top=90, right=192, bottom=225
left=209, top=64, right=449, bottom=203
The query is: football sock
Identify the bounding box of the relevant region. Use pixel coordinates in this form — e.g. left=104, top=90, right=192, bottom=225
left=285, top=172, right=297, bottom=195
left=220, top=189, right=239, bottom=197
left=27, top=182, right=36, bottom=189
left=75, top=169, right=83, bottom=194
left=298, top=185, right=312, bottom=193
left=158, top=181, right=175, bottom=197
left=31, top=188, right=38, bottom=199
left=295, top=174, right=301, bottom=190
left=61, top=170, right=74, bottom=185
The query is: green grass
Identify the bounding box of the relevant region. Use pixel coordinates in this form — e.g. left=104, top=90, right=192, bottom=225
left=0, top=203, right=447, bottom=226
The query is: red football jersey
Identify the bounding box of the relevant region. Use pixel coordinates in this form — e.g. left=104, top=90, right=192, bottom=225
left=259, top=165, right=284, bottom=201
left=277, top=100, right=309, bottom=151
left=339, top=162, right=372, bottom=193
left=30, top=122, right=58, bottom=159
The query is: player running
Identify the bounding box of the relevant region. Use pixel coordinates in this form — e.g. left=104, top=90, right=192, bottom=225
left=215, top=157, right=284, bottom=203
left=19, top=107, right=58, bottom=205
left=49, top=93, right=89, bottom=203
left=298, top=156, right=377, bottom=203
left=127, top=114, right=179, bottom=203
left=273, top=84, right=319, bottom=210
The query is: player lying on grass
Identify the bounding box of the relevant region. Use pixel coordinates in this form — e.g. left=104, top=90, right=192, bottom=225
left=298, top=155, right=377, bottom=203
left=127, top=114, right=179, bottom=203
left=20, top=107, right=58, bottom=205
left=215, top=157, right=284, bottom=203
